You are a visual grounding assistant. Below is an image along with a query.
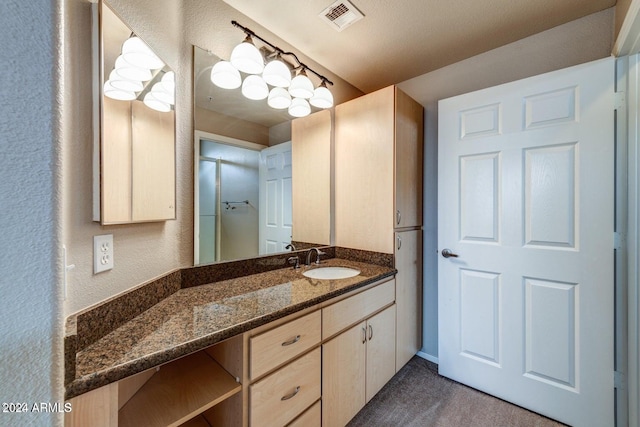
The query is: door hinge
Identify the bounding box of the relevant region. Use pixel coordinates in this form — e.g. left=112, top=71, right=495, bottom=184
left=614, top=371, right=626, bottom=390
left=615, top=91, right=626, bottom=110
left=614, top=232, right=626, bottom=250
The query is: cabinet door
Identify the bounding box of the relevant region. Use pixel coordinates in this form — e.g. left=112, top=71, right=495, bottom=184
left=365, top=305, right=397, bottom=402
left=335, top=86, right=395, bottom=253
left=395, top=230, right=422, bottom=371
left=292, top=110, right=331, bottom=246
left=322, top=321, right=367, bottom=427
left=394, top=88, right=424, bottom=229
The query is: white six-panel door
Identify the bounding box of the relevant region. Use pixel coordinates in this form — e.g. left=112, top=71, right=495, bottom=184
left=438, top=58, right=614, bottom=426
left=259, top=142, right=293, bottom=254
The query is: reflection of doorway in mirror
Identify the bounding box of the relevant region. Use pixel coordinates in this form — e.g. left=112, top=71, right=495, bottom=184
left=259, top=142, right=293, bottom=254
left=199, top=140, right=260, bottom=263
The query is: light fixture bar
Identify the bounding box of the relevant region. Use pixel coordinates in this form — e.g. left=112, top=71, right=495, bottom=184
left=231, top=20, right=334, bottom=87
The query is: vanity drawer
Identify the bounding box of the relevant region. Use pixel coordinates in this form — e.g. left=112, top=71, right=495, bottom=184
left=322, top=278, right=395, bottom=339
left=287, top=400, right=321, bottom=427
left=250, top=310, right=321, bottom=380
left=250, top=347, right=321, bottom=427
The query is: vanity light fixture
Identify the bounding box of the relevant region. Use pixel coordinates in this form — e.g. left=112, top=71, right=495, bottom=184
left=211, top=20, right=334, bottom=118
left=143, top=92, right=171, bottom=112
left=310, top=79, right=334, bottom=108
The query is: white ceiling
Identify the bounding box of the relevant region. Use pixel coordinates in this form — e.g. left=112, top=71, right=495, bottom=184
left=223, top=0, right=616, bottom=93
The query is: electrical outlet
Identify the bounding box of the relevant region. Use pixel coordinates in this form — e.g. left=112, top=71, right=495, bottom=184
left=94, top=234, right=114, bottom=274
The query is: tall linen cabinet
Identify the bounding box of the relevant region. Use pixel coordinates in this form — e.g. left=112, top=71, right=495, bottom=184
left=335, top=85, right=424, bottom=372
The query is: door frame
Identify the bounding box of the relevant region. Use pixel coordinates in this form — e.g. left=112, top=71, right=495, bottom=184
left=615, top=5, right=640, bottom=424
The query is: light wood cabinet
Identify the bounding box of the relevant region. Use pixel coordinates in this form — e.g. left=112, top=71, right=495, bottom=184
left=322, top=305, right=396, bottom=427
left=395, top=229, right=423, bottom=371
left=291, top=109, right=331, bottom=246
left=335, top=85, right=423, bottom=253
left=335, top=85, right=424, bottom=372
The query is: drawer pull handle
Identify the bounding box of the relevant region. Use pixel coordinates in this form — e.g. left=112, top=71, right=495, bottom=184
left=368, top=324, right=373, bottom=341
left=281, top=386, right=301, bottom=401
left=281, top=335, right=301, bottom=346
left=362, top=327, right=367, bottom=344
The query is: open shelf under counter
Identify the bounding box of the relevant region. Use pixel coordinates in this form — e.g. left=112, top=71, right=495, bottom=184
left=118, top=350, right=241, bottom=427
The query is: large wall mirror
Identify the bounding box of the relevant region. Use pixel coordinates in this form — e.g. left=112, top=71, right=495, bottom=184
left=193, top=45, right=331, bottom=265
left=93, top=1, right=176, bottom=224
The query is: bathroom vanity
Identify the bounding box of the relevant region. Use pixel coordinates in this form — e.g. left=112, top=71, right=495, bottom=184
left=64, top=250, right=397, bottom=426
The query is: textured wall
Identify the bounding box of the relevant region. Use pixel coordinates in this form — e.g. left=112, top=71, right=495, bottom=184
left=398, top=8, right=614, bottom=361
left=0, top=0, right=64, bottom=425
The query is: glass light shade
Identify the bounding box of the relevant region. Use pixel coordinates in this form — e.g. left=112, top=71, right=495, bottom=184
left=262, top=59, right=291, bottom=87
left=160, top=71, right=175, bottom=93
left=103, top=81, right=136, bottom=101
left=108, top=70, right=143, bottom=92
left=230, top=38, right=264, bottom=74
left=267, top=87, right=292, bottom=109
left=114, top=55, right=152, bottom=81
left=310, top=85, right=334, bottom=109
left=150, top=83, right=174, bottom=105
left=210, top=61, right=241, bottom=89
left=288, top=72, right=314, bottom=99
left=143, top=92, right=171, bottom=112
left=122, top=36, right=165, bottom=70
left=241, top=75, right=269, bottom=100
left=288, top=97, right=311, bottom=117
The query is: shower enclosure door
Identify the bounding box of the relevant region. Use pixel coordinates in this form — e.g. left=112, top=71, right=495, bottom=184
left=198, top=157, right=220, bottom=264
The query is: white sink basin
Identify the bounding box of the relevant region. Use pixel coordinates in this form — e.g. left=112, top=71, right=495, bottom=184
left=303, top=266, right=360, bottom=280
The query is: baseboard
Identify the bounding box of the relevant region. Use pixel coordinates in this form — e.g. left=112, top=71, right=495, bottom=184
left=417, top=351, right=438, bottom=365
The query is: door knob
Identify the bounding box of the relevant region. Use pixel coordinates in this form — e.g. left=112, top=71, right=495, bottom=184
left=441, top=249, right=459, bottom=258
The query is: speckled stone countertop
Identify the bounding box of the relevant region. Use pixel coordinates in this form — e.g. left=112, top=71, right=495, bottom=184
left=65, top=257, right=395, bottom=399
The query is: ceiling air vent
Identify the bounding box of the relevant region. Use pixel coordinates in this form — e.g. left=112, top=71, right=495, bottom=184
left=319, top=0, right=364, bottom=32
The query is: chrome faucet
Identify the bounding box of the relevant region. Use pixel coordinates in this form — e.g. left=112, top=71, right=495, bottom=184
left=285, top=243, right=297, bottom=251
left=288, top=255, right=300, bottom=269
left=306, top=247, right=326, bottom=266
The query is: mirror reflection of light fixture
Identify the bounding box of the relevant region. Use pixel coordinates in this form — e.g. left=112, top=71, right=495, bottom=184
left=210, top=60, right=241, bottom=89
left=268, top=87, right=292, bottom=109
left=230, top=35, right=264, bottom=74
left=210, top=20, right=334, bottom=117
left=103, top=33, right=175, bottom=112
left=288, top=97, right=311, bottom=117
left=241, top=74, right=269, bottom=100
left=122, top=36, right=165, bottom=70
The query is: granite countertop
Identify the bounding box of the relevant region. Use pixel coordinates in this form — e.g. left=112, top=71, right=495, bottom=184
left=66, top=257, right=395, bottom=399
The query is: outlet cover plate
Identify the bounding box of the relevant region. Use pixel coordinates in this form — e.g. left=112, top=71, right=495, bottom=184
left=94, top=234, right=114, bottom=274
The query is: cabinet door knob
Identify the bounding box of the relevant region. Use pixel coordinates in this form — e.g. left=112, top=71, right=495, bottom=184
left=281, top=335, right=301, bottom=346
left=396, top=210, right=401, bottom=225
left=281, top=386, right=301, bottom=401
left=362, top=326, right=367, bottom=344
left=397, top=235, right=402, bottom=250
left=368, top=324, right=373, bottom=341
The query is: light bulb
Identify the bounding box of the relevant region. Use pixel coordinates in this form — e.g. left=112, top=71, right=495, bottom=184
left=143, top=92, right=171, bottom=112
left=241, top=75, right=269, bottom=100
left=160, top=71, right=175, bottom=94
left=262, top=58, right=291, bottom=87
left=268, top=87, right=292, bottom=109
left=103, top=81, right=136, bottom=101
left=150, top=82, right=174, bottom=105
left=288, top=97, right=311, bottom=117
left=114, top=55, right=152, bottom=81
left=310, top=84, right=334, bottom=109
left=108, top=70, right=143, bottom=92
left=122, top=36, right=165, bottom=70
left=230, top=36, right=264, bottom=74
left=210, top=61, right=241, bottom=89
left=289, top=70, right=314, bottom=99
